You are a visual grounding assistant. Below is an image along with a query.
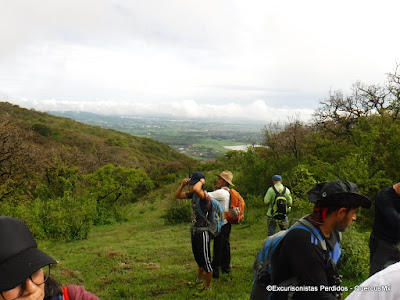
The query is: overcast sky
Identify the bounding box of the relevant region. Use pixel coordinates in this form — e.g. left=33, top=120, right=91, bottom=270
left=1, top=0, right=399, bottom=123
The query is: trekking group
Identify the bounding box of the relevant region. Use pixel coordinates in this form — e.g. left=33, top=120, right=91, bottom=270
left=176, top=170, right=400, bottom=299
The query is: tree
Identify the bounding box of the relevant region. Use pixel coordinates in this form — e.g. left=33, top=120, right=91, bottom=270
left=387, top=63, right=400, bottom=118
left=314, top=64, right=400, bottom=138
left=262, top=117, right=313, bottom=165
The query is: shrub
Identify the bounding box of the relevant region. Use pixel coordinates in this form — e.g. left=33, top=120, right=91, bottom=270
left=340, top=225, right=370, bottom=289
left=288, top=165, right=317, bottom=200
left=0, top=193, right=96, bottom=241
left=34, top=193, right=97, bottom=240
left=85, top=164, right=154, bottom=224
left=162, top=199, right=192, bottom=225
left=32, top=123, right=53, bottom=136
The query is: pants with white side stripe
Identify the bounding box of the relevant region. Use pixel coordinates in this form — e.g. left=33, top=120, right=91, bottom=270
left=191, top=230, right=213, bottom=273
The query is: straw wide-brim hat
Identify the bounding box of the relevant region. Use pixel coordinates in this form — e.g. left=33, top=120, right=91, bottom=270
left=217, top=171, right=234, bottom=186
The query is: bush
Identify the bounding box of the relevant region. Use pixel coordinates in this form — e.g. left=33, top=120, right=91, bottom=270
left=32, top=123, right=53, bottom=136
left=162, top=199, right=192, bottom=225
left=0, top=193, right=96, bottom=241
left=34, top=193, right=97, bottom=240
left=288, top=165, right=317, bottom=200
left=340, top=225, right=370, bottom=290
left=85, top=164, right=154, bottom=224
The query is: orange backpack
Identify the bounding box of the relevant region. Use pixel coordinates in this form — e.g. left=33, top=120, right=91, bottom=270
left=225, top=189, right=245, bottom=224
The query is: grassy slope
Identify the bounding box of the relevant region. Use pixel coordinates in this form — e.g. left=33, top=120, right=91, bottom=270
left=0, top=102, right=194, bottom=174
left=31, top=187, right=374, bottom=300
left=39, top=183, right=268, bottom=300
left=38, top=183, right=370, bottom=299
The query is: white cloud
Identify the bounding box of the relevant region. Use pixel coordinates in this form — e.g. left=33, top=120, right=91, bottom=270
left=10, top=97, right=313, bottom=124
left=0, top=0, right=399, bottom=120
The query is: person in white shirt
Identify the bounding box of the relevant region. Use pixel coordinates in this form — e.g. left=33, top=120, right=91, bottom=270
left=345, top=261, right=400, bottom=300
left=208, top=171, right=234, bottom=278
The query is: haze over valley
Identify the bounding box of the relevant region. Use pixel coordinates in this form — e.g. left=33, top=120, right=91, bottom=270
left=49, top=111, right=264, bottom=160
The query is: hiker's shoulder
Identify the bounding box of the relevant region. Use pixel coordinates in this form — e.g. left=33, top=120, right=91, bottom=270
left=208, top=188, right=230, bottom=198
left=275, top=228, right=314, bottom=257
left=283, top=225, right=315, bottom=244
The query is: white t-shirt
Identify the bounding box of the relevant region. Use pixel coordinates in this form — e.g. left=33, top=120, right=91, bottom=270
left=345, top=261, right=400, bottom=300
left=208, top=187, right=230, bottom=225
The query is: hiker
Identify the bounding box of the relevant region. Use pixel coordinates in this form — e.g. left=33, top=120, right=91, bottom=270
left=174, top=171, right=214, bottom=296
left=0, top=216, right=100, bottom=300
left=208, top=171, right=233, bottom=278
left=369, top=181, right=400, bottom=276
left=345, top=260, right=400, bottom=299
left=264, top=175, right=293, bottom=236
left=269, top=180, right=371, bottom=300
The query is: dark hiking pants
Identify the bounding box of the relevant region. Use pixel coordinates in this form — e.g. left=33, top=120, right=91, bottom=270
left=212, top=222, right=231, bottom=274
left=369, top=231, right=400, bottom=276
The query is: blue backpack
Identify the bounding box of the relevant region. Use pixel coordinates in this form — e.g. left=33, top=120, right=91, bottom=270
left=193, top=196, right=224, bottom=238
left=250, top=217, right=342, bottom=300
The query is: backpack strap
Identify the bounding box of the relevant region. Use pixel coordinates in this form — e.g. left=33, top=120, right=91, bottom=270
left=271, top=186, right=278, bottom=207
left=272, top=185, right=278, bottom=196
left=272, top=185, right=287, bottom=203
left=193, top=195, right=209, bottom=224
left=294, top=218, right=327, bottom=251
left=280, top=277, right=299, bottom=300
left=221, top=186, right=232, bottom=209
left=192, top=198, right=209, bottom=233
left=62, top=286, right=70, bottom=300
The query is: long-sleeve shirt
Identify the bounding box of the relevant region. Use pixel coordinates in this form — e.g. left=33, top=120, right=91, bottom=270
left=372, top=186, right=400, bottom=242
left=271, top=224, right=341, bottom=300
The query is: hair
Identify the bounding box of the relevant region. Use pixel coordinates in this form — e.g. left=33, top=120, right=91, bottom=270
left=44, top=276, right=63, bottom=300
left=308, top=204, right=358, bottom=225
left=326, top=205, right=358, bottom=216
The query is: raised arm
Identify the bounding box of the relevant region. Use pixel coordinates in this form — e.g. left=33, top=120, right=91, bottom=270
left=192, top=178, right=206, bottom=199
left=175, top=178, right=190, bottom=199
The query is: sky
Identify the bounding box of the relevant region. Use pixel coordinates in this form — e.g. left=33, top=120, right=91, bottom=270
left=0, top=0, right=399, bottom=124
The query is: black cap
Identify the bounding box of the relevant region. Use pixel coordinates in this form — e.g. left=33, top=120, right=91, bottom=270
left=308, top=180, right=371, bottom=209
left=188, top=171, right=205, bottom=185
left=0, top=216, right=57, bottom=291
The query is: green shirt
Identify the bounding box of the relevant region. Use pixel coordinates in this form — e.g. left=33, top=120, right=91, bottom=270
left=264, top=183, right=293, bottom=217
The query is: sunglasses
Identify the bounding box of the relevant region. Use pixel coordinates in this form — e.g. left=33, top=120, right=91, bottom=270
left=0, top=265, right=50, bottom=300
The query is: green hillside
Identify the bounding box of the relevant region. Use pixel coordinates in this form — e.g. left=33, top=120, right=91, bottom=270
left=0, top=101, right=197, bottom=240
left=0, top=102, right=194, bottom=175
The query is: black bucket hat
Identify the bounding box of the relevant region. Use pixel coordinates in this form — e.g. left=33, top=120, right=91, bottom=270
left=307, top=180, right=371, bottom=209
left=0, top=216, right=57, bottom=291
